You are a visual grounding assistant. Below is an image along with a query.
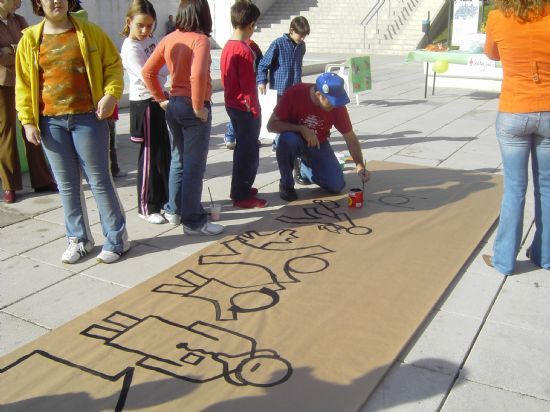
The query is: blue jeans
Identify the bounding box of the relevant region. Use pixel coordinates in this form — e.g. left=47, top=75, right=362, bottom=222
left=39, top=113, right=127, bottom=253
left=493, top=112, right=550, bottom=275
left=276, top=131, right=345, bottom=193
left=226, top=107, right=261, bottom=200
left=165, top=96, right=210, bottom=229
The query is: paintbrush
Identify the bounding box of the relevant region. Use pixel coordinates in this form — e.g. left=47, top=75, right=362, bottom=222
left=207, top=187, right=214, bottom=209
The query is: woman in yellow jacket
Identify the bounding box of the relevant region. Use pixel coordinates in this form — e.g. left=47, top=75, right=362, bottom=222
left=15, top=0, right=130, bottom=264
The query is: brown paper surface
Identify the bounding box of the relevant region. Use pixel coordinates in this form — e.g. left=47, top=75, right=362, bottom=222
left=0, top=161, right=502, bottom=411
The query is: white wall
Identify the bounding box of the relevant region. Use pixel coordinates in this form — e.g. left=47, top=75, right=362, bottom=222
left=16, top=0, right=276, bottom=50
left=209, top=0, right=276, bottom=48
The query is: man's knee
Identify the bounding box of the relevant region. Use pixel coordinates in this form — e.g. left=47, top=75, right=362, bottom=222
left=320, top=173, right=345, bottom=194
left=324, top=180, right=345, bottom=194
left=278, top=132, right=302, bottom=150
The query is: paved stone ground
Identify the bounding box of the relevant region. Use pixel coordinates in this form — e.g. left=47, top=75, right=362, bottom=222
left=1, top=54, right=549, bottom=411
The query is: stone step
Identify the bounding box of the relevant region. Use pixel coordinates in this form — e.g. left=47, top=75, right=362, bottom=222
left=255, top=0, right=445, bottom=58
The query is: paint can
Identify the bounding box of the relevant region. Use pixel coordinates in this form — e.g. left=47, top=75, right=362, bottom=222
left=348, top=188, right=364, bottom=208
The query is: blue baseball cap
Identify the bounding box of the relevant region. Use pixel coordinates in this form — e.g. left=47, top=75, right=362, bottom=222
left=315, top=72, right=350, bottom=107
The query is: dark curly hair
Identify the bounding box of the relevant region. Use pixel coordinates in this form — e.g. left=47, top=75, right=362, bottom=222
left=494, top=0, right=549, bottom=21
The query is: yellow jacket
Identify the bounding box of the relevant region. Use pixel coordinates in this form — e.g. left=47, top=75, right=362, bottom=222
left=15, top=15, right=123, bottom=127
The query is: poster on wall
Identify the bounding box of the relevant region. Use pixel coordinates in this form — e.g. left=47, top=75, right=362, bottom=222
left=452, top=0, right=481, bottom=49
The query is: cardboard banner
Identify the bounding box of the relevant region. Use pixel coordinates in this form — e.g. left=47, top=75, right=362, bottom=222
left=0, top=161, right=502, bottom=411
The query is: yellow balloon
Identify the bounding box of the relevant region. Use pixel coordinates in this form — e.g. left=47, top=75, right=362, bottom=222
left=432, top=60, right=449, bottom=74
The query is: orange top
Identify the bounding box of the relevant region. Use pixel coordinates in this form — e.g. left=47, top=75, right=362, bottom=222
left=484, top=7, right=550, bottom=113
left=142, top=30, right=211, bottom=112
left=38, top=29, right=93, bottom=116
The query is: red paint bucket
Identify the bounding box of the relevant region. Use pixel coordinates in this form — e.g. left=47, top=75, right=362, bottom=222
left=348, top=188, right=364, bottom=208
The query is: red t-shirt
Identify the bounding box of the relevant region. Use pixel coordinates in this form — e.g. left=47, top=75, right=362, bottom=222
left=220, top=40, right=260, bottom=117
left=274, top=83, right=352, bottom=144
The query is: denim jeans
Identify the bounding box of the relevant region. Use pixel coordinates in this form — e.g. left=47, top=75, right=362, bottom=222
left=493, top=112, right=550, bottom=274
left=165, top=96, right=211, bottom=229
left=276, top=131, right=345, bottom=193
left=39, top=113, right=127, bottom=253
left=226, top=107, right=261, bottom=200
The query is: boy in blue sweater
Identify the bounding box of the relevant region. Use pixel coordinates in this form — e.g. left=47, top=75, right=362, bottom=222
left=257, top=16, right=310, bottom=150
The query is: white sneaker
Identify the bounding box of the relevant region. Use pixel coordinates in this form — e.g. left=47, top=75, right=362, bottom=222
left=164, top=212, right=181, bottom=225
left=225, top=141, right=236, bottom=150
left=183, top=222, right=224, bottom=236
left=138, top=212, right=166, bottom=224
left=61, top=237, right=94, bottom=264
left=96, top=240, right=131, bottom=264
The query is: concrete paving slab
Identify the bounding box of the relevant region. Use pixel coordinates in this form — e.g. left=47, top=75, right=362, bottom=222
left=138, top=229, right=217, bottom=258
left=0, top=255, right=75, bottom=308
left=82, top=243, right=185, bottom=288
left=113, top=183, right=140, bottom=213
left=19, top=236, right=101, bottom=272
left=0, top=208, right=29, bottom=228
left=397, top=138, right=471, bottom=162
left=0, top=311, right=49, bottom=357
left=443, top=378, right=550, bottom=411
left=0, top=218, right=66, bottom=254
left=0, top=248, right=16, bottom=261
left=386, top=155, right=440, bottom=167
left=400, top=310, right=483, bottom=376
left=5, top=274, right=128, bottom=329
left=486, top=279, right=550, bottom=332
left=462, top=322, right=550, bottom=401
left=0, top=190, right=60, bottom=217
left=34, top=194, right=102, bottom=227
left=439, top=149, right=503, bottom=171
left=437, top=270, right=504, bottom=320
left=360, top=361, right=456, bottom=411
left=120, top=211, right=176, bottom=244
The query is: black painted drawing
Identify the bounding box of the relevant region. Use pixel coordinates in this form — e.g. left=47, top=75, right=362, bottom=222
left=373, top=192, right=427, bottom=210
left=154, top=270, right=283, bottom=321
left=153, top=229, right=334, bottom=320
left=81, top=312, right=292, bottom=387
left=199, top=229, right=334, bottom=285
left=0, top=351, right=134, bottom=412
left=276, top=200, right=373, bottom=235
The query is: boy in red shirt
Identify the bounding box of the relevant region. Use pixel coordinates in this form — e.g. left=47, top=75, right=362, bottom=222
left=220, top=1, right=267, bottom=208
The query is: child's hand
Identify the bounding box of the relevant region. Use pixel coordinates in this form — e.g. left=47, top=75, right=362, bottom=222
left=258, top=84, right=266, bottom=95
left=96, top=94, right=117, bottom=120
left=194, top=107, right=209, bottom=122
left=23, top=124, right=41, bottom=146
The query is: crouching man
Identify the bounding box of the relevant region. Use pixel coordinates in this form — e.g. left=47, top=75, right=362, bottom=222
left=267, top=72, right=369, bottom=201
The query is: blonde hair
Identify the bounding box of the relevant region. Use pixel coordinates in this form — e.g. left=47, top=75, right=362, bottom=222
left=494, top=0, right=549, bottom=21
left=120, top=0, right=157, bottom=37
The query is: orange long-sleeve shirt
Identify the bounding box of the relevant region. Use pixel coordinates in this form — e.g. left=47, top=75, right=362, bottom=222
left=484, top=7, right=550, bottom=113
left=142, top=31, right=211, bottom=112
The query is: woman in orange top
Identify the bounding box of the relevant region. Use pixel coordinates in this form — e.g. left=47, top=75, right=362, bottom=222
left=483, top=0, right=550, bottom=274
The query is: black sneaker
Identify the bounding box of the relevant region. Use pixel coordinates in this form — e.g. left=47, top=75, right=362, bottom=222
left=293, top=158, right=312, bottom=185
left=279, top=183, right=298, bottom=202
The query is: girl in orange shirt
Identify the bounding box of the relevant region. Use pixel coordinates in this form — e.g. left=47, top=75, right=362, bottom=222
left=142, top=0, right=223, bottom=236
left=483, top=0, right=550, bottom=274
